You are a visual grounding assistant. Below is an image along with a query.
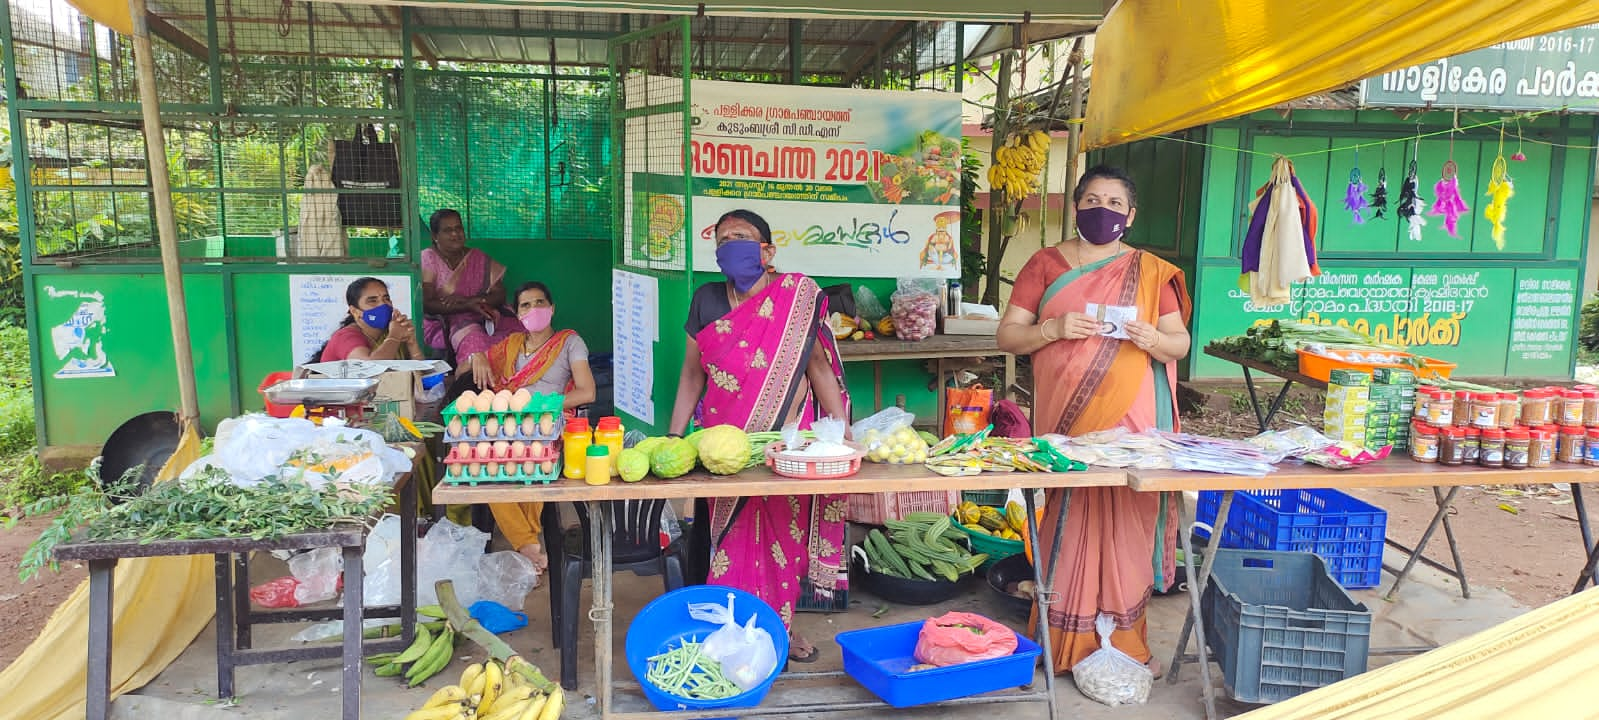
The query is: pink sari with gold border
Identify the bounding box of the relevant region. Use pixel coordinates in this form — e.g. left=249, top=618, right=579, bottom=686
left=696, top=273, right=850, bottom=626
left=421, top=247, right=517, bottom=359
left=1026, top=250, right=1191, bottom=673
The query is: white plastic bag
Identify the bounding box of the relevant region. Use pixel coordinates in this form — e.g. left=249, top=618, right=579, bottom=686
left=686, top=592, right=779, bottom=692
left=477, top=551, right=539, bottom=610
left=1071, top=614, right=1153, bottom=706
left=361, top=513, right=404, bottom=608
left=416, top=518, right=489, bottom=607
left=851, top=407, right=929, bottom=464
left=288, top=546, right=343, bottom=605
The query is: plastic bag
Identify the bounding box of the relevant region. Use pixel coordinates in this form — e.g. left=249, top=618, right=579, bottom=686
left=687, top=591, right=778, bottom=692
left=991, top=399, right=1031, bottom=439
left=1071, top=614, right=1152, bottom=706
left=416, top=518, right=489, bottom=607
left=361, top=513, right=403, bottom=608
left=943, top=385, right=993, bottom=437
left=250, top=576, right=301, bottom=609
left=477, top=551, right=539, bottom=611
left=181, top=414, right=411, bottom=488
left=852, top=407, right=929, bottom=464
left=890, top=278, right=942, bottom=341
left=913, top=611, right=1019, bottom=667
left=288, top=546, right=343, bottom=605
left=792, top=416, right=853, bottom=458
left=855, top=285, right=888, bottom=323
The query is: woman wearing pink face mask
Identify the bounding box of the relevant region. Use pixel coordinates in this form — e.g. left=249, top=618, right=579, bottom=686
left=464, top=281, right=596, bottom=574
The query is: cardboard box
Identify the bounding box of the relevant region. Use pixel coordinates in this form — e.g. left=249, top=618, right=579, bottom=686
left=373, top=370, right=423, bottom=419
left=942, top=317, right=1002, bottom=336
left=1373, top=368, right=1417, bottom=385
left=1329, top=370, right=1372, bottom=386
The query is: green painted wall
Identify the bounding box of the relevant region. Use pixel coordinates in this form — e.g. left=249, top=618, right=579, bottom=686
left=1106, top=109, right=1598, bottom=380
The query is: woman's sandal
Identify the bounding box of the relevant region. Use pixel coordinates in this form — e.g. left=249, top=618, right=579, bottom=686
left=788, top=642, right=820, bottom=664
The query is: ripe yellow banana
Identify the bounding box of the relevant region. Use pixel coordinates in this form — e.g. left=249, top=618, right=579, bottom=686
left=517, top=694, right=549, bottom=720
left=482, top=696, right=535, bottom=720
left=537, top=689, right=565, bottom=720
left=403, top=701, right=468, bottom=720
left=459, top=663, right=484, bottom=695
left=483, top=685, right=534, bottom=718
left=479, top=659, right=505, bottom=712
left=421, top=684, right=468, bottom=710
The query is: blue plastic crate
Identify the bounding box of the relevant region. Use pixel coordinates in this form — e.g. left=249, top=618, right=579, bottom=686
left=1201, top=550, right=1371, bottom=704
left=1196, top=488, right=1387, bottom=589
left=835, top=621, right=1041, bottom=708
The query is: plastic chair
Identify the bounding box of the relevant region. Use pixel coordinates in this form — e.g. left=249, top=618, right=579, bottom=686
left=542, top=500, right=685, bottom=690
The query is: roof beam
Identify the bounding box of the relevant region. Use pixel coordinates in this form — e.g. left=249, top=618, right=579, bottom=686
left=842, top=21, right=912, bottom=86
left=145, top=12, right=208, bottom=60
left=375, top=6, right=439, bottom=65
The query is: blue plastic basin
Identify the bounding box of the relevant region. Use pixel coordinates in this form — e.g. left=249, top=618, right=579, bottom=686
left=835, top=620, right=1041, bottom=708
left=624, top=585, right=789, bottom=713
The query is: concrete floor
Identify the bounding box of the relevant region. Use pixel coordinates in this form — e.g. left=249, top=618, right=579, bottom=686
left=112, top=544, right=1530, bottom=720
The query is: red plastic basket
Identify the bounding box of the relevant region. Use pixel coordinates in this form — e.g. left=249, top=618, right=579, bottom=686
left=763, top=441, right=865, bottom=479
left=258, top=371, right=297, bottom=417
left=846, top=490, right=959, bottom=525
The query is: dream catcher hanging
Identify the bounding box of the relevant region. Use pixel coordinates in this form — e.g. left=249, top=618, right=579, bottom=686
left=1430, top=160, right=1469, bottom=238
left=1484, top=126, right=1515, bottom=249
left=1370, top=168, right=1389, bottom=219
left=1343, top=151, right=1369, bottom=224
left=1397, top=159, right=1427, bottom=242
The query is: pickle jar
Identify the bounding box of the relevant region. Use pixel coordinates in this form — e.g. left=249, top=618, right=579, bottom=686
left=1496, top=393, right=1519, bottom=429
left=1428, top=391, right=1455, bottom=427
left=1452, top=390, right=1474, bottom=427
left=1413, top=387, right=1433, bottom=423
left=1558, top=425, right=1587, bottom=464
left=1438, top=427, right=1465, bottom=466
left=1560, top=390, right=1586, bottom=426
left=1461, top=427, right=1481, bottom=464
left=1470, top=392, right=1498, bottom=429
left=1504, top=427, right=1531, bottom=470
left=1587, top=429, right=1599, bottom=466
left=1585, top=390, right=1599, bottom=427
left=1520, top=389, right=1553, bottom=426
left=1477, top=428, right=1505, bottom=468
left=1409, top=423, right=1439, bottom=463
left=1528, top=427, right=1554, bottom=468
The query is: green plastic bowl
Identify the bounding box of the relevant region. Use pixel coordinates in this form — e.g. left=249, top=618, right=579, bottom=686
left=956, top=519, right=1024, bottom=569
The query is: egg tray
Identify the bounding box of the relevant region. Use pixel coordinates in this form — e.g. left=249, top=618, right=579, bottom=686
left=441, top=421, right=564, bottom=444
left=442, top=464, right=561, bottom=486
left=442, top=448, right=561, bottom=466
left=442, top=393, right=565, bottom=419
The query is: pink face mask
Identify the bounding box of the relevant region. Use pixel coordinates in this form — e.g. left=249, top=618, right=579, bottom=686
left=519, top=306, right=554, bottom=332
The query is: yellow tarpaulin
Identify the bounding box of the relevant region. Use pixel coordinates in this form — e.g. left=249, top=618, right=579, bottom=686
left=0, top=426, right=214, bottom=720
left=1237, top=587, right=1599, bottom=719
left=66, top=0, right=131, bottom=36
left=1085, top=1, right=1599, bottom=150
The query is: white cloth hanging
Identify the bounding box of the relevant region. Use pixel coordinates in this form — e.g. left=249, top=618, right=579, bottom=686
left=295, top=164, right=346, bottom=257
left=1246, top=156, right=1312, bottom=307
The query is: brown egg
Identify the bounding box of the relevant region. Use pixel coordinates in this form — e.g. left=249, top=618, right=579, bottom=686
left=492, top=440, right=511, bottom=459
left=521, top=415, right=538, bottom=436
left=491, top=390, right=512, bottom=413
left=446, top=417, right=463, bottom=438
left=467, top=462, right=482, bottom=476
left=485, top=416, right=501, bottom=438
left=540, top=460, right=555, bottom=475
left=466, top=417, right=482, bottom=438
left=510, top=441, right=528, bottom=460
left=529, top=440, right=546, bottom=457
left=448, top=443, right=466, bottom=460
left=475, top=441, right=494, bottom=460
left=510, top=388, right=533, bottom=412
left=473, top=391, right=495, bottom=413
left=448, top=463, right=464, bottom=478
left=457, top=390, right=477, bottom=413
left=538, top=413, right=556, bottom=436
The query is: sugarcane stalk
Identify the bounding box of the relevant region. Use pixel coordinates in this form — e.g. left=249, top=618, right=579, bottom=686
left=435, top=580, right=558, bottom=693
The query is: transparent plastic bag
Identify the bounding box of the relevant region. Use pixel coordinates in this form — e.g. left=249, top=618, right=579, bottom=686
left=1071, top=614, right=1153, bottom=706
left=851, top=408, right=929, bottom=464
left=361, top=513, right=403, bottom=608
left=477, top=551, right=539, bottom=611
left=792, top=416, right=853, bottom=458
left=416, top=518, right=489, bottom=607
left=288, top=546, right=343, bottom=605
left=855, top=285, right=888, bottom=323
left=890, top=278, right=942, bottom=341
left=687, top=591, right=778, bottom=692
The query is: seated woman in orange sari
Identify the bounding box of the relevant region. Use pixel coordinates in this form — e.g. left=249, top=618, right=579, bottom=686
left=469, top=281, right=597, bottom=577
left=668, top=209, right=850, bottom=664
left=997, top=166, right=1192, bottom=678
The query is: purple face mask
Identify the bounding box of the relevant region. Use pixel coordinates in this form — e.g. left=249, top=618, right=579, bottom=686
left=715, top=240, right=766, bottom=292
left=1076, top=206, right=1129, bottom=246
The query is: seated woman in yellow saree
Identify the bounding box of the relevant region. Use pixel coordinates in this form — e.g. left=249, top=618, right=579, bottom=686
left=997, top=166, right=1192, bottom=677
left=467, top=281, right=596, bottom=578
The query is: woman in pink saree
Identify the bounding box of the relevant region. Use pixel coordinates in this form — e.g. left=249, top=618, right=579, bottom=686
left=668, top=209, right=851, bottom=664
left=421, top=209, right=520, bottom=364
left=998, top=167, right=1192, bottom=677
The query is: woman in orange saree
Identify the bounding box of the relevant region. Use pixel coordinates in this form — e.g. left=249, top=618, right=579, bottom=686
left=998, top=166, right=1193, bottom=677
left=668, top=209, right=851, bottom=664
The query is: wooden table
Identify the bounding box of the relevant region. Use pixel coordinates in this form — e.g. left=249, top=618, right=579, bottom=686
left=55, top=470, right=419, bottom=720
left=1129, top=459, right=1599, bottom=720
left=1202, top=347, right=1325, bottom=432
left=435, top=464, right=1123, bottom=720
left=837, top=334, right=1016, bottom=415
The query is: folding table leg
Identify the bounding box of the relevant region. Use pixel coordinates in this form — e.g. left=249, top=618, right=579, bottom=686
left=1167, top=492, right=1219, bottom=720
left=214, top=553, right=237, bottom=699
left=1384, top=486, right=1464, bottom=601
left=341, top=544, right=364, bottom=720
left=86, top=558, right=116, bottom=720
left=1240, top=366, right=1295, bottom=433
left=589, top=501, right=615, bottom=720
left=1572, top=484, right=1598, bottom=594
left=1024, top=488, right=1067, bottom=720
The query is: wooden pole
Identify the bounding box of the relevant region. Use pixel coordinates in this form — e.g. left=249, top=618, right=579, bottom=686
left=1059, top=37, right=1086, bottom=246
left=128, top=0, right=201, bottom=426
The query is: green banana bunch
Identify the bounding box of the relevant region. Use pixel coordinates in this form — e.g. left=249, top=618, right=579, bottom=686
left=371, top=620, right=459, bottom=687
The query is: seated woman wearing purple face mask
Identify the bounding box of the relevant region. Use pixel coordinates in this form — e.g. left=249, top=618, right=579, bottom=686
left=311, top=276, right=423, bottom=363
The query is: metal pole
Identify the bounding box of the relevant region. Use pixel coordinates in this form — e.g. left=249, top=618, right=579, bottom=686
left=1058, top=37, right=1086, bottom=246
left=129, top=0, right=202, bottom=426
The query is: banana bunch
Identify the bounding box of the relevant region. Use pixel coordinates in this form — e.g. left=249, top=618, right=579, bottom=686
left=986, top=129, right=1050, bottom=202
left=368, top=605, right=460, bottom=688
left=403, top=657, right=565, bottom=720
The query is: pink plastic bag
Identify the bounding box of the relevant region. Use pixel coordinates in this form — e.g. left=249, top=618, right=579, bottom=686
left=913, top=611, right=1018, bottom=667
left=250, top=576, right=301, bottom=608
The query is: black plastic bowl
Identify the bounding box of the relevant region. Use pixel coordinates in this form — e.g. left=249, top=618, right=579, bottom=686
left=853, top=553, right=967, bottom=606
left=986, top=553, right=1036, bottom=620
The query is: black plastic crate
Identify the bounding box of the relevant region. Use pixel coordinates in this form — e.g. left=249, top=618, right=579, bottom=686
left=1201, top=549, right=1372, bottom=704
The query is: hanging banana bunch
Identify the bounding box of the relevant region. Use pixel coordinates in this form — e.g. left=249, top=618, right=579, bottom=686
left=986, top=128, right=1051, bottom=204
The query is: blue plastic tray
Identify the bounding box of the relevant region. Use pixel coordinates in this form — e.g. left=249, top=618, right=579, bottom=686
left=835, top=621, right=1041, bottom=708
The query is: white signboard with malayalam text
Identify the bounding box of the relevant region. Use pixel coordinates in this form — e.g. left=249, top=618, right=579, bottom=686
left=290, top=274, right=414, bottom=366
left=611, top=269, right=659, bottom=425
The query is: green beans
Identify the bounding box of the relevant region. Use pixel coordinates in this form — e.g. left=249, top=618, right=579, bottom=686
left=644, top=640, right=742, bottom=700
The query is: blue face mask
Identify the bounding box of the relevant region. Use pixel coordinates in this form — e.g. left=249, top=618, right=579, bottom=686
left=361, top=303, right=394, bottom=331
left=716, top=240, right=766, bottom=292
